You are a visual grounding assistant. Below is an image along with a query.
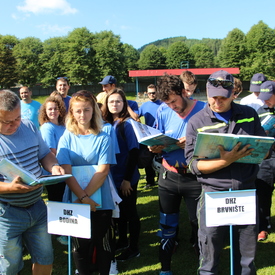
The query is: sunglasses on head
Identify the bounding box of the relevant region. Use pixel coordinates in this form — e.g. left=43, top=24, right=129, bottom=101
left=208, top=78, right=233, bottom=89
left=57, top=77, right=68, bottom=80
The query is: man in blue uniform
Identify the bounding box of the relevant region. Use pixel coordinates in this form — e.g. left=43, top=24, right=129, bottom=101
left=185, top=70, right=268, bottom=275
left=150, top=74, right=205, bottom=275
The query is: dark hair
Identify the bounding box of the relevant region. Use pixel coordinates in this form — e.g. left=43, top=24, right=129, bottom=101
left=157, top=73, right=183, bottom=101
left=102, top=88, right=130, bottom=124
left=56, top=77, right=70, bottom=86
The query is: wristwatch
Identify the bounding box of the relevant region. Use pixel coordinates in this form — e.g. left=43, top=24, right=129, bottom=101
left=52, top=163, right=60, bottom=168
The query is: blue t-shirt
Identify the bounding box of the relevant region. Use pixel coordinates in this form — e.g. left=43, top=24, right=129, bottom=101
left=139, top=99, right=162, bottom=127
left=0, top=120, right=50, bottom=206
left=127, top=100, right=139, bottom=114
left=102, top=122, right=120, bottom=156
left=111, top=119, right=140, bottom=188
left=40, top=122, right=65, bottom=150
left=63, top=96, right=71, bottom=112
left=156, top=100, right=206, bottom=168
left=20, top=100, right=41, bottom=129
left=57, top=129, right=116, bottom=210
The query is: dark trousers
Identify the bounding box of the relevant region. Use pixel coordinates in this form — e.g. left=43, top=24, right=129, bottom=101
left=116, top=182, right=140, bottom=250
left=198, top=191, right=257, bottom=275
left=145, top=164, right=156, bottom=186
left=158, top=166, right=201, bottom=271
left=46, top=181, right=66, bottom=202
left=72, top=210, right=113, bottom=275
left=256, top=178, right=273, bottom=232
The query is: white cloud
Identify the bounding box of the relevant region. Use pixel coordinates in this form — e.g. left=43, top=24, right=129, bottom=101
left=37, top=24, right=72, bottom=35
left=17, top=0, right=78, bottom=15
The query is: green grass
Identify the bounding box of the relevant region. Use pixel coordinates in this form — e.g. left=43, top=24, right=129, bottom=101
left=20, top=92, right=275, bottom=274
left=19, top=170, right=275, bottom=275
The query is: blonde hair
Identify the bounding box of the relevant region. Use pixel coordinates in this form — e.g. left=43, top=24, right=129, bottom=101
left=66, top=90, right=102, bottom=135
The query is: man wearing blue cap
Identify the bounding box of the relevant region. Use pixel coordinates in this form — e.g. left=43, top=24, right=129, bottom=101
left=255, top=81, right=275, bottom=241
left=240, top=73, right=267, bottom=111
left=185, top=70, right=268, bottom=275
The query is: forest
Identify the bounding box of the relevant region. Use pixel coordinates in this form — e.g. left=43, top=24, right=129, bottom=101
left=0, top=20, right=274, bottom=88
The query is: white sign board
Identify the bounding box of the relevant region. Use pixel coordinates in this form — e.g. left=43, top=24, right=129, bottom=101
left=47, top=201, right=91, bottom=239
left=205, top=189, right=256, bottom=227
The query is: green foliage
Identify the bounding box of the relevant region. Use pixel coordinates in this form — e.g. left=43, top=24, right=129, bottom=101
left=13, top=37, right=43, bottom=86
left=138, top=45, right=166, bottom=70
left=217, top=28, right=247, bottom=69
left=39, top=37, right=67, bottom=87
left=166, top=41, right=192, bottom=69
left=63, top=27, right=98, bottom=85
left=190, top=43, right=215, bottom=68
left=93, top=30, right=126, bottom=83
left=0, top=35, right=19, bottom=88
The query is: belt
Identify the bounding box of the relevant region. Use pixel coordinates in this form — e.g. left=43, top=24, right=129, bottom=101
left=0, top=201, right=36, bottom=208
left=174, top=167, right=187, bottom=175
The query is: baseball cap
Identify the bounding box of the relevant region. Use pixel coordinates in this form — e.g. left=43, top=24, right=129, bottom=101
left=98, top=75, right=117, bottom=85
left=207, top=70, right=234, bottom=98
left=249, top=73, right=267, bottom=92
left=258, top=81, right=275, bottom=101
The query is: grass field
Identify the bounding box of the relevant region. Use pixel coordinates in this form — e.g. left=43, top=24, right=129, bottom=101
left=18, top=92, right=275, bottom=274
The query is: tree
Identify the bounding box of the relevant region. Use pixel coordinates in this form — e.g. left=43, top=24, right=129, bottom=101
left=242, top=21, right=275, bottom=80
left=39, top=37, right=67, bottom=87
left=166, top=41, right=192, bottom=69
left=0, top=35, right=19, bottom=88
left=93, top=31, right=125, bottom=83
left=217, top=28, right=246, bottom=69
left=138, top=45, right=166, bottom=70
left=63, top=27, right=97, bottom=85
left=13, top=37, right=43, bottom=86
left=190, top=44, right=215, bottom=68
left=122, top=43, right=139, bottom=82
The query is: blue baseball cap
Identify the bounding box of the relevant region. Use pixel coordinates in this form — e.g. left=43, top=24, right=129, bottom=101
left=207, top=70, right=234, bottom=98
left=258, top=81, right=275, bottom=101
left=98, top=75, right=117, bottom=85
left=249, top=73, right=267, bottom=92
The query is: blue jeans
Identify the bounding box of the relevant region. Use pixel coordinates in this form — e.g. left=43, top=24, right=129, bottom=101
left=0, top=199, right=53, bottom=275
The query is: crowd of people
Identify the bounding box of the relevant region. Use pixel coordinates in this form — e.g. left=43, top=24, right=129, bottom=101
left=0, top=70, right=274, bottom=275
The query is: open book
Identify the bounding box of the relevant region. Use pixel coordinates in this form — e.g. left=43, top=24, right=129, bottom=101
left=0, top=158, right=72, bottom=186
left=71, top=165, right=102, bottom=208
left=261, top=115, right=275, bottom=137
left=193, top=132, right=274, bottom=164
left=130, top=119, right=179, bottom=152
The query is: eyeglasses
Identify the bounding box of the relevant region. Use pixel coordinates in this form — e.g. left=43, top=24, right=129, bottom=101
left=108, top=100, right=123, bottom=104
left=57, top=77, right=68, bottom=80
left=147, top=92, right=156, bottom=95
left=208, top=78, right=234, bottom=88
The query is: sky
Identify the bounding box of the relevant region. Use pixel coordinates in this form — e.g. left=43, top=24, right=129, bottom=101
left=1, top=0, right=275, bottom=50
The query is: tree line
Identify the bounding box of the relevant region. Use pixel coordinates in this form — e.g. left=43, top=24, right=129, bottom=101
left=0, top=20, right=274, bottom=88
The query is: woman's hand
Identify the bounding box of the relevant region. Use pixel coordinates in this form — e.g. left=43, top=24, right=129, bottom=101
left=120, top=180, right=133, bottom=197
left=74, top=196, right=100, bottom=212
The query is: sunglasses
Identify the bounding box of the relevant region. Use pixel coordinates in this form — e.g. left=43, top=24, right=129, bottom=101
left=57, top=77, right=68, bottom=80
left=208, top=78, right=233, bottom=89
left=147, top=92, right=156, bottom=95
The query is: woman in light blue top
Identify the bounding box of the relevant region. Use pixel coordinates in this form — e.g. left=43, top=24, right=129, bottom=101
left=39, top=96, right=66, bottom=202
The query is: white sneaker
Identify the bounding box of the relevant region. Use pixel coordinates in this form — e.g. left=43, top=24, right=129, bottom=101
left=109, top=260, right=118, bottom=275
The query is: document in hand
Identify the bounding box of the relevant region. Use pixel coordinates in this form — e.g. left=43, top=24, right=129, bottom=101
left=193, top=132, right=274, bottom=164
left=0, top=158, right=72, bottom=186
left=130, top=119, right=179, bottom=152
left=71, top=165, right=102, bottom=208
left=261, top=115, right=275, bottom=137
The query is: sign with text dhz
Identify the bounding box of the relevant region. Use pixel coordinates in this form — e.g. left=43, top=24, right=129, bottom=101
left=205, top=190, right=256, bottom=227
left=47, top=201, right=91, bottom=239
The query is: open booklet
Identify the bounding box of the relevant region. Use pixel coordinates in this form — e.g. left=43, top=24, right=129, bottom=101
left=0, top=158, right=72, bottom=186
left=193, top=132, right=274, bottom=164
left=261, top=115, right=275, bottom=137
left=130, top=119, right=179, bottom=152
